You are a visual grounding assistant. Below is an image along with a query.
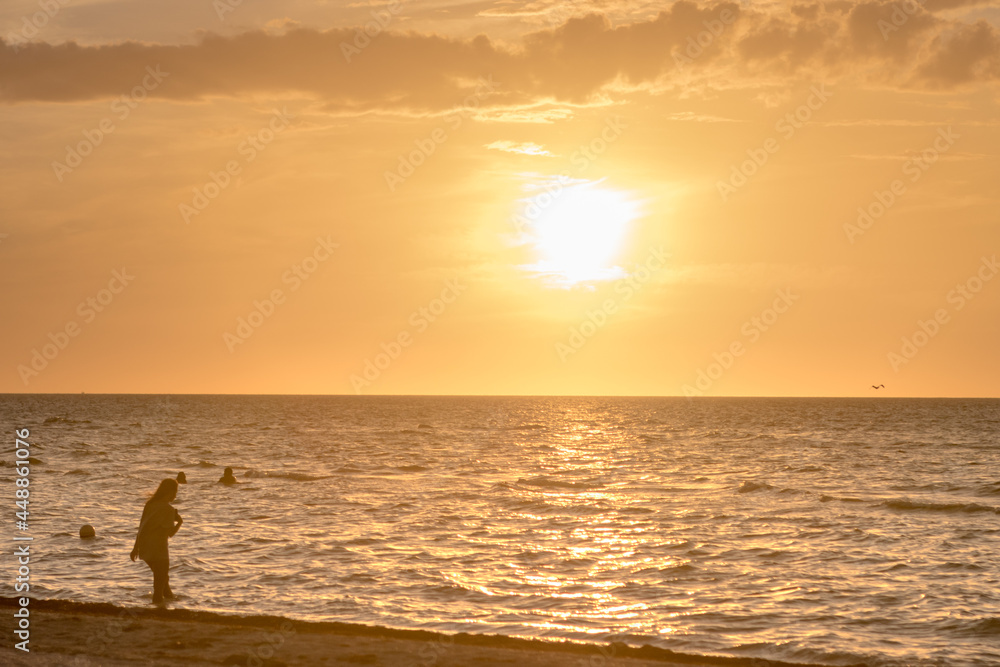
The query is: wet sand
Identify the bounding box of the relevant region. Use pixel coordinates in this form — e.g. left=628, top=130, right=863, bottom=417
left=0, top=597, right=831, bottom=667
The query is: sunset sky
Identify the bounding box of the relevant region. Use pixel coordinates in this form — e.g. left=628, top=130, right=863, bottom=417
left=2, top=0, right=998, bottom=396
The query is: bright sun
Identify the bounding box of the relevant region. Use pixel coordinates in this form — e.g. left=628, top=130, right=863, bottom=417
left=518, top=179, right=640, bottom=287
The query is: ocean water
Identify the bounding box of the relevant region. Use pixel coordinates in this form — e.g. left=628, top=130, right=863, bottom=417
left=1, top=395, right=998, bottom=666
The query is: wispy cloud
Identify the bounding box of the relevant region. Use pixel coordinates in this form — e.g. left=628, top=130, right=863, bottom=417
left=664, top=111, right=744, bottom=123
left=486, top=140, right=554, bottom=155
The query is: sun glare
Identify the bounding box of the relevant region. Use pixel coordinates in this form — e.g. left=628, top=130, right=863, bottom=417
left=519, top=180, right=640, bottom=287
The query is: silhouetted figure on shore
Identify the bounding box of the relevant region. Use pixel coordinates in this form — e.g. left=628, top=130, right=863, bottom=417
left=176, top=472, right=187, bottom=484
left=219, top=467, right=238, bottom=485
left=130, top=478, right=183, bottom=604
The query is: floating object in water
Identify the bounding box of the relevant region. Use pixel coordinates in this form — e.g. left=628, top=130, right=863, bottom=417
left=79, top=524, right=96, bottom=539
left=176, top=472, right=187, bottom=484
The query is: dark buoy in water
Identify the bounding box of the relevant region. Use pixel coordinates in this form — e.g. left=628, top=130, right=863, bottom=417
left=79, top=524, right=96, bottom=539
left=176, top=472, right=187, bottom=484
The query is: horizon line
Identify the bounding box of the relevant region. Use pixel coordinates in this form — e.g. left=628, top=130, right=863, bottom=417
left=2, top=393, right=998, bottom=399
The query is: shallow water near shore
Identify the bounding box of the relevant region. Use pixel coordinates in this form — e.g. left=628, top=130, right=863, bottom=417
left=1, top=395, right=998, bottom=666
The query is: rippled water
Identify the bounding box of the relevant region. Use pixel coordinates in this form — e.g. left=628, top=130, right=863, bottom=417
left=1, top=396, right=998, bottom=666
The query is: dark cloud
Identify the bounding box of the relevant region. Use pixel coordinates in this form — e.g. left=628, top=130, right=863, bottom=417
left=1, top=0, right=996, bottom=110
left=738, top=17, right=833, bottom=67
left=918, top=19, right=1000, bottom=85
left=0, top=1, right=741, bottom=108
left=847, top=1, right=940, bottom=59
left=923, top=0, right=999, bottom=10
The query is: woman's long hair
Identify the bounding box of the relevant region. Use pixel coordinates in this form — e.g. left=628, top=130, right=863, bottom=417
left=147, top=478, right=178, bottom=506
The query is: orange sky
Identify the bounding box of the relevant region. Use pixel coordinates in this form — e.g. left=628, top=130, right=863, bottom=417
left=2, top=0, right=998, bottom=396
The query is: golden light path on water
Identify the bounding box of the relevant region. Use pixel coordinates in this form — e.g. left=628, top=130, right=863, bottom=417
left=439, top=419, right=692, bottom=638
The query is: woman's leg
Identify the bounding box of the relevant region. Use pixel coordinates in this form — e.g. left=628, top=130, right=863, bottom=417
left=147, top=559, right=169, bottom=603
left=161, top=558, right=173, bottom=597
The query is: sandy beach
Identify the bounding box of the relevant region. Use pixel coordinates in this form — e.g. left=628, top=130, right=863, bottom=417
left=0, top=598, right=831, bottom=667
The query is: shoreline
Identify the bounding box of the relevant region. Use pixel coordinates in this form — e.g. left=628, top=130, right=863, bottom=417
left=0, top=597, right=850, bottom=667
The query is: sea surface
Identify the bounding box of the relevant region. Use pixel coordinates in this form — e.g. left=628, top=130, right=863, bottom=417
left=1, top=396, right=998, bottom=666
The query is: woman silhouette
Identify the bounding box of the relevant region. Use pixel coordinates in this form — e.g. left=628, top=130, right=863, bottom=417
left=130, top=478, right=183, bottom=604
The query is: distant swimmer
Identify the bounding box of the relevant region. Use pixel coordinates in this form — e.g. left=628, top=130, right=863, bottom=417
left=176, top=472, right=187, bottom=484
left=219, top=467, right=238, bottom=485
left=130, top=478, right=183, bottom=604
left=872, top=384, right=885, bottom=389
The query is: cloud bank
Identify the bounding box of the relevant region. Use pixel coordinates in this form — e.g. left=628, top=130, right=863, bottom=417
left=2, top=1, right=997, bottom=111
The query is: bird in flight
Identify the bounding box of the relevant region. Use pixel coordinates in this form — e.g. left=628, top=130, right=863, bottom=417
left=871, top=384, right=885, bottom=389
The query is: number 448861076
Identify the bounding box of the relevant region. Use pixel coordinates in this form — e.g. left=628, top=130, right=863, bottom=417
left=15, top=428, right=31, bottom=527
